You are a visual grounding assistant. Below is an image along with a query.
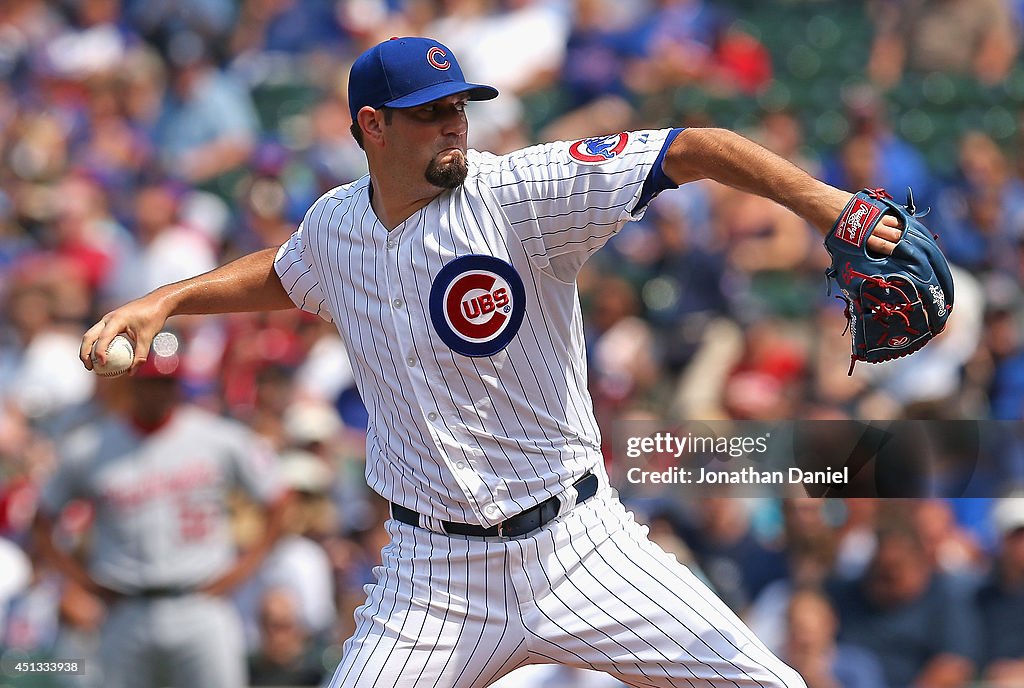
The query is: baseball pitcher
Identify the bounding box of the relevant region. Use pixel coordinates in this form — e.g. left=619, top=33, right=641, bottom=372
left=80, top=37, right=942, bottom=688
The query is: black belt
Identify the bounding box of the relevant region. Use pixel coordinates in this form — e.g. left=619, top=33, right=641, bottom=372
left=391, top=472, right=598, bottom=538
left=130, top=586, right=194, bottom=598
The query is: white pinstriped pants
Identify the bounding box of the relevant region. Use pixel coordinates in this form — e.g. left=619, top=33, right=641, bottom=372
left=326, top=488, right=806, bottom=688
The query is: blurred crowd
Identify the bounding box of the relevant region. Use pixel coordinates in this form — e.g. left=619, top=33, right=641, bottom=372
left=2, top=0, right=1024, bottom=687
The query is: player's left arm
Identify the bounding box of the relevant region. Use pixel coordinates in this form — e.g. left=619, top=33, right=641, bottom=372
left=199, top=490, right=294, bottom=597
left=662, top=127, right=902, bottom=254
left=199, top=430, right=293, bottom=596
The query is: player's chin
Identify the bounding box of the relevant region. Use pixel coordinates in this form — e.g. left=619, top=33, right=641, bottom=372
left=425, top=150, right=468, bottom=189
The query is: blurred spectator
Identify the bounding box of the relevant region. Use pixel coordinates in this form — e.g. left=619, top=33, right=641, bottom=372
left=715, top=116, right=817, bottom=319
left=911, top=500, right=984, bottom=579
left=38, top=0, right=134, bottom=85
left=229, top=0, right=343, bottom=57
left=0, top=534, right=31, bottom=633
left=125, top=0, right=237, bottom=45
left=105, top=178, right=218, bottom=307
left=976, top=496, right=1024, bottom=688
left=834, top=134, right=878, bottom=194
left=634, top=195, right=728, bottom=375
left=432, top=0, right=567, bottom=96
left=282, top=400, right=343, bottom=455
left=746, top=533, right=837, bottom=654
left=933, top=132, right=1024, bottom=276
left=823, top=85, right=933, bottom=205
left=154, top=31, right=259, bottom=185
left=291, top=328, right=360, bottom=415
left=0, top=0, right=65, bottom=86
left=644, top=507, right=702, bottom=573
left=319, top=498, right=389, bottom=645
left=784, top=587, right=886, bottom=688
left=723, top=320, right=807, bottom=421
left=537, top=95, right=638, bottom=150
left=745, top=499, right=837, bottom=651
left=117, top=45, right=168, bottom=128
left=233, top=142, right=303, bottom=251
left=868, top=0, right=1019, bottom=88
left=248, top=363, right=300, bottom=447
left=280, top=397, right=372, bottom=533
left=0, top=190, right=30, bottom=277
left=2, top=550, right=62, bottom=655
left=808, top=304, right=875, bottom=417
left=828, top=524, right=981, bottom=688
left=625, top=0, right=721, bottom=93
left=755, top=110, right=820, bottom=177
left=613, top=0, right=773, bottom=96
left=236, top=448, right=337, bottom=648
left=675, top=497, right=787, bottom=611
left=217, top=309, right=317, bottom=420
left=1, top=267, right=96, bottom=420
left=560, top=0, right=634, bottom=109
left=585, top=276, right=659, bottom=414
left=669, top=315, right=744, bottom=419
left=248, top=586, right=327, bottom=686
left=979, top=295, right=1024, bottom=419
left=303, top=95, right=369, bottom=195
left=49, top=171, right=132, bottom=293
left=709, top=22, right=772, bottom=95
left=715, top=183, right=812, bottom=275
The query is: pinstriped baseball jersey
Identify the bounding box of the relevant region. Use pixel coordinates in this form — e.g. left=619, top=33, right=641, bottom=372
left=275, top=129, right=679, bottom=527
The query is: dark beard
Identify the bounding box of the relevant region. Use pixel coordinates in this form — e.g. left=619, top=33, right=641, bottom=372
left=425, top=150, right=468, bottom=188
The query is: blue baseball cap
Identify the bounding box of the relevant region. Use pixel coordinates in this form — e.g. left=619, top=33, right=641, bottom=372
left=347, top=37, right=498, bottom=121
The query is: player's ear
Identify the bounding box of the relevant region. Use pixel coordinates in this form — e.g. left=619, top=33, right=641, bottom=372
left=358, top=106, right=386, bottom=146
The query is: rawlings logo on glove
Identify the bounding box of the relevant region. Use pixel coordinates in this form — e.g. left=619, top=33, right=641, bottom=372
left=824, top=188, right=955, bottom=375
left=835, top=198, right=882, bottom=247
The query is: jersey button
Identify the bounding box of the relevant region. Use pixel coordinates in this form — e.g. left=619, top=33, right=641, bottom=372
left=456, top=461, right=465, bottom=469
left=393, top=298, right=403, bottom=308
left=406, top=356, right=416, bottom=367
left=485, top=505, right=500, bottom=517
left=427, top=412, right=437, bottom=421
left=386, top=239, right=395, bottom=249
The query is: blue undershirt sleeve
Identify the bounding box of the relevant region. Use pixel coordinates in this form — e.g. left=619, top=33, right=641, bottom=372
left=631, top=127, right=685, bottom=214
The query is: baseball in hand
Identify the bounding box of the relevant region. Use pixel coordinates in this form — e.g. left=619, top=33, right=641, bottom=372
left=92, top=334, right=135, bottom=377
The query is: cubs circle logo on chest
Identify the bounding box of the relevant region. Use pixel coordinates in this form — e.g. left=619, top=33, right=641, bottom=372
left=429, top=255, right=526, bottom=357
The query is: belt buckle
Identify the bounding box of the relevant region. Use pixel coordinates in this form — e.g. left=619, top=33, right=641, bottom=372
left=496, top=519, right=506, bottom=537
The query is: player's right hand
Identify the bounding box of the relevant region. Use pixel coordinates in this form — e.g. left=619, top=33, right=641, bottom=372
left=80, top=294, right=170, bottom=373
